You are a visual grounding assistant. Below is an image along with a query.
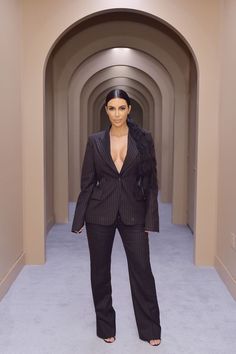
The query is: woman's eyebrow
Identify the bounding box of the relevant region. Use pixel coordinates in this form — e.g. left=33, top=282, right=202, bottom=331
left=108, top=105, right=127, bottom=108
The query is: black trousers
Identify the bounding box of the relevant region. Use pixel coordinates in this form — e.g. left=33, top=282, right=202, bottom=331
left=85, top=211, right=161, bottom=341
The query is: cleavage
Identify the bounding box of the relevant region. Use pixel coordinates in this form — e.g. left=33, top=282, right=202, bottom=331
left=110, top=135, right=128, bottom=173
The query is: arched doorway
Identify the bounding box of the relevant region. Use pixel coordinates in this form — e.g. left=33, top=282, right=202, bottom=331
left=44, top=9, right=198, bottom=262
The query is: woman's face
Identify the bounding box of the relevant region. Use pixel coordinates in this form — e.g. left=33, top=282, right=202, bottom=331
left=105, top=98, right=131, bottom=128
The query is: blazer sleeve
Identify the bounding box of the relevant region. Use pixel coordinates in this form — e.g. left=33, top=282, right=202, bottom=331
left=71, top=136, right=96, bottom=233
left=144, top=132, right=160, bottom=232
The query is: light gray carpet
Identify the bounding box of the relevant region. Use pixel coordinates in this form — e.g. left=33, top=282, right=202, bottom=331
left=0, top=202, right=235, bottom=354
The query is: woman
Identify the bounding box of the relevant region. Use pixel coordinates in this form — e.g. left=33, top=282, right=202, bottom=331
left=71, top=89, right=161, bottom=346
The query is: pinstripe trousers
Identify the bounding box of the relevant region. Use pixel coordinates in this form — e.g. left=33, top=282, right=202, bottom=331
left=85, top=210, right=161, bottom=341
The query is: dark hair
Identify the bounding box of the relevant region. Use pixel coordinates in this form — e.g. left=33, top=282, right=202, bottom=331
left=105, top=89, right=157, bottom=196
left=105, top=88, right=131, bottom=106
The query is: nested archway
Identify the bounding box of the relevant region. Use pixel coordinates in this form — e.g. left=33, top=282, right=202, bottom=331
left=44, top=9, right=199, bottom=263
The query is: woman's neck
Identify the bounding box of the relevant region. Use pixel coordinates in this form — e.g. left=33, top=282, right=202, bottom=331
left=109, top=123, right=129, bottom=137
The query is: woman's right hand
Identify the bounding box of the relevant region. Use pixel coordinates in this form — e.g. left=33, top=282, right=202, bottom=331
left=77, top=226, right=84, bottom=234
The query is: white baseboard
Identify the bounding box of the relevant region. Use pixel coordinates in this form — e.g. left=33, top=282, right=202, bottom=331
left=0, top=253, right=25, bottom=302
left=215, top=255, right=236, bottom=301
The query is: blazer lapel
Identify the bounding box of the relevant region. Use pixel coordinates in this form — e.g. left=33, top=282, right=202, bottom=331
left=97, top=123, right=139, bottom=175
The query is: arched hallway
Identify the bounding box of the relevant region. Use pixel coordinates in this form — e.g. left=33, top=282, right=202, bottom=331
left=1, top=1, right=236, bottom=353
left=0, top=201, right=235, bottom=353
left=46, top=10, right=197, bottom=235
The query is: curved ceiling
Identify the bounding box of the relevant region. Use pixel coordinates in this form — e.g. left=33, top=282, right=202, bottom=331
left=47, top=10, right=195, bottom=228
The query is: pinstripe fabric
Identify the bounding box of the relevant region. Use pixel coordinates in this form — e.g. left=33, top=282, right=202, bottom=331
left=144, top=132, right=160, bottom=231
left=86, top=212, right=161, bottom=340
left=71, top=123, right=159, bottom=233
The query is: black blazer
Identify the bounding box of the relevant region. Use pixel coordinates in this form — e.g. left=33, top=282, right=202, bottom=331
left=71, top=124, right=159, bottom=233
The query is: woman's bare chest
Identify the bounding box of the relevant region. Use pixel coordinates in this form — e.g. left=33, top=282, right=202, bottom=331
left=110, top=134, right=128, bottom=173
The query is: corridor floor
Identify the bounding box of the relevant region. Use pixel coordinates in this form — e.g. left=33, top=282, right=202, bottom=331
left=0, top=202, right=236, bottom=354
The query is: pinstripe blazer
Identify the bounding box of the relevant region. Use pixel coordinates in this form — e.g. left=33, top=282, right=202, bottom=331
left=71, top=123, right=159, bottom=233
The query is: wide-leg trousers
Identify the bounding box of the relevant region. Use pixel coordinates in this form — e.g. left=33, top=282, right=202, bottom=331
left=85, top=211, right=161, bottom=341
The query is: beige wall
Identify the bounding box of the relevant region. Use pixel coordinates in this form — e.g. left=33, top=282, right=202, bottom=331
left=21, top=0, right=221, bottom=267
left=5, top=0, right=236, bottom=300
left=215, top=0, right=236, bottom=300
left=0, top=0, right=25, bottom=300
